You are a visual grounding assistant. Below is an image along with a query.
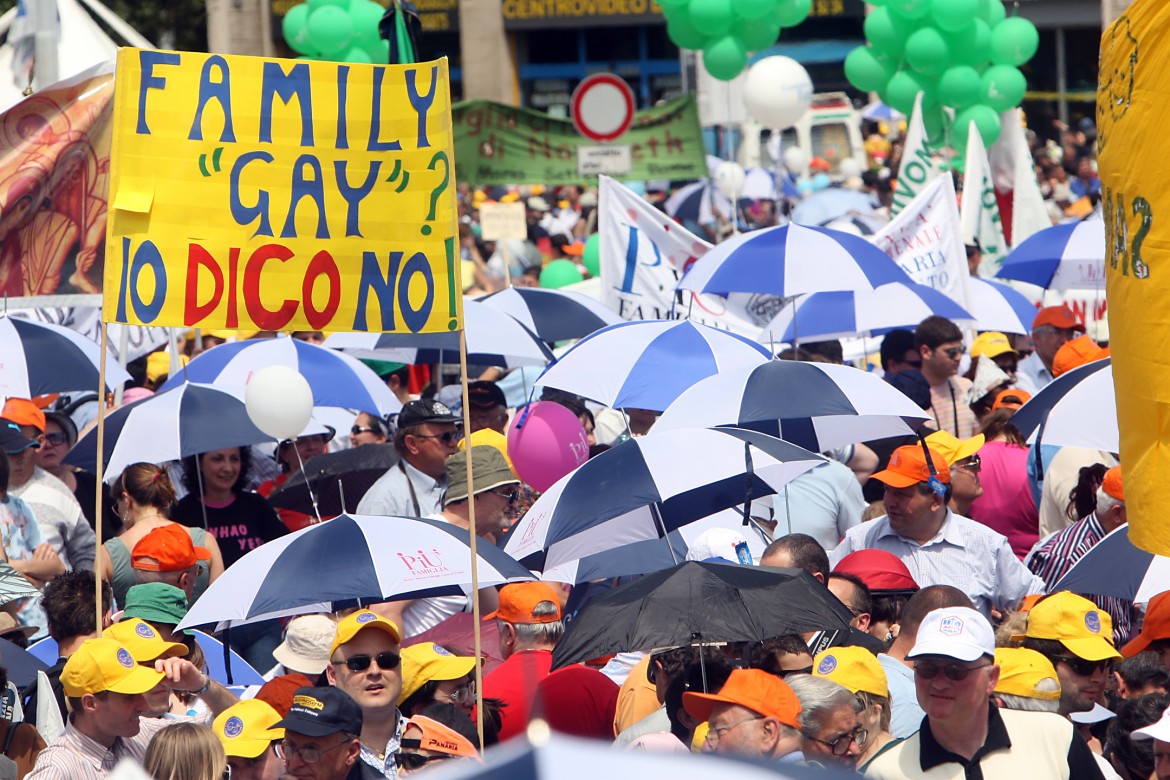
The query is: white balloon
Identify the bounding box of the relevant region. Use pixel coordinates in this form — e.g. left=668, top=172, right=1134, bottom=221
left=245, top=365, right=314, bottom=440
left=838, top=158, right=863, bottom=179
left=714, top=161, right=746, bottom=200
left=743, top=56, right=813, bottom=130
left=783, top=146, right=809, bottom=173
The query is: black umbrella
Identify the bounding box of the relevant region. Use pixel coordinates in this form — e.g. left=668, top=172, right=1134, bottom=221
left=551, top=561, right=855, bottom=668
left=268, top=444, right=398, bottom=517
left=0, top=637, right=48, bottom=688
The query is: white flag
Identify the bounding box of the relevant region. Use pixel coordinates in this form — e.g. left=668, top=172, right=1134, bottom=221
left=890, top=92, right=946, bottom=217
left=872, top=174, right=972, bottom=308
left=988, top=108, right=1051, bottom=246
left=960, top=122, right=1007, bottom=274
left=598, top=176, right=780, bottom=337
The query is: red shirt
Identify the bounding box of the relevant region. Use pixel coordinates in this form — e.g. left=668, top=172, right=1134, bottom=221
left=482, top=649, right=553, bottom=741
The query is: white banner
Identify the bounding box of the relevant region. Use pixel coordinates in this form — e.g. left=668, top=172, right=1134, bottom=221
left=598, top=176, right=781, bottom=337
left=960, top=122, right=1007, bottom=275
left=890, top=92, right=946, bottom=217
left=872, top=174, right=972, bottom=308
left=989, top=108, right=1052, bottom=246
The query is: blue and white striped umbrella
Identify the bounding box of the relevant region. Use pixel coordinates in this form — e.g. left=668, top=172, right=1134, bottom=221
left=476, top=287, right=622, bottom=343
left=1011, top=357, right=1115, bottom=451
left=994, top=220, right=1106, bottom=290
left=537, top=320, right=770, bottom=412
left=0, top=316, right=131, bottom=398
left=757, top=282, right=976, bottom=343
left=1052, top=524, right=1169, bottom=602
left=503, top=427, right=823, bottom=576
left=160, top=337, right=399, bottom=415
left=967, top=277, right=1040, bottom=335
left=677, top=222, right=911, bottom=297
left=656, top=360, right=932, bottom=452
left=177, top=514, right=533, bottom=630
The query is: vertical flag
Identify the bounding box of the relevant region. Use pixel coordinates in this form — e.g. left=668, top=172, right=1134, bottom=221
left=890, top=92, right=946, bottom=217
left=989, top=108, right=1051, bottom=246
left=960, top=121, right=1007, bottom=274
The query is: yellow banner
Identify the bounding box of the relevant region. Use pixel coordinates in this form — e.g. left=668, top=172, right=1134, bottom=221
left=1099, top=3, right=1168, bottom=554
left=102, top=49, right=461, bottom=333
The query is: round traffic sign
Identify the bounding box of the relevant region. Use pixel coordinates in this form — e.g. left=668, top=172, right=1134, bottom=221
left=571, top=74, right=635, bottom=143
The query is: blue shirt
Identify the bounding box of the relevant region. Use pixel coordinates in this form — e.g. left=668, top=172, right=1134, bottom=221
left=878, top=653, right=923, bottom=740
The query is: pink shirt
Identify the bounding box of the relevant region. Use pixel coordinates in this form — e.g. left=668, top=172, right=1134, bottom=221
left=968, top=440, right=1039, bottom=559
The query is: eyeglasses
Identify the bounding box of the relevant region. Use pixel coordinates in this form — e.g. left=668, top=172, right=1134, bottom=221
left=351, top=425, right=380, bottom=436
left=953, top=455, right=982, bottom=472
left=1051, top=655, right=1112, bottom=677
left=43, top=431, right=69, bottom=446
left=332, top=651, right=401, bottom=672
left=810, top=726, right=868, bottom=756
left=275, top=738, right=350, bottom=764
left=704, top=716, right=762, bottom=746
left=941, top=347, right=964, bottom=359
left=776, top=665, right=813, bottom=678
left=398, top=752, right=454, bottom=770
left=222, top=765, right=232, bottom=780
left=438, top=680, right=476, bottom=705
left=914, top=660, right=991, bottom=681
left=491, top=487, right=518, bottom=504
left=412, top=431, right=461, bottom=445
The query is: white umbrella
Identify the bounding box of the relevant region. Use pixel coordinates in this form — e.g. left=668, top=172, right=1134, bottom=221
left=966, top=277, right=1041, bottom=335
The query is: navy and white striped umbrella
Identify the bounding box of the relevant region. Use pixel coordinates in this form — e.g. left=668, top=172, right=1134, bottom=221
left=477, top=287, right=622, bottom=343
left=994, top=219, right=1106, bottom=290
left=1011, top=357, right=1115, bottom=451
left=503, top=427, right=823, bottom=575
left=325, top=300, right=555, bottom=369
left=967, top=277, right=1040, bottom=335
left=177, top=514, right=533, bottom=630
left=0, top=316, right=131, bottom=398
left=677, top=222, right=911, bottom=297
left=1052, top=524, right=1168, bottom=602
left=160, top=337, right=399, bottom=415
left=758, top=282, right=976, bottom=343
left=536, top=320, right=770, bottom=412
left=655, top=360, right=932, bottom=452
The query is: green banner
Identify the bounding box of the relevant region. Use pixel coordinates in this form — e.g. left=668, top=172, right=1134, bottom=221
left=451, top=95, right=708, bottom=185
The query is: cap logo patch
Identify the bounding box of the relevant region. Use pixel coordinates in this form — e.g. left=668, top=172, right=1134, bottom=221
left=135, top=623, right=156, bottom=638
left=432, top=402, right=452, bottom=415
left=116, top=648, right=135, bottom=668
left=223, top=716, right=245, bottom=738
left=1085, top=612, right=1101, bottom=633
left=356, top=612, right=377, bottom=624
left=292, top=695, right=325, bottom=711
left=817, top=656, right=838, bottom=674
left=939, top=616, right=964, bottom=636
left=432, top=644, right=451, bottom=656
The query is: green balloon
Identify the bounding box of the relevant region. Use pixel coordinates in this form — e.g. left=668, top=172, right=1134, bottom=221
left=885, top=70, right=928, bottom=115
left=904, top=27, right=950, bottom=76
left=953, top=103, right=1002, bottom=148
left=364, top=37, right=390, bottom=63
left=937, top=65, right=982, bottom=108
left=888, top=0, right=929, bottom=21
left=341, top=45, right=373, bottom=63
left=734, top=16, right=780, bottom=51
left=540, top=260, right=584, bottom=289
left=945, top=19, right=991, bottom=68
left=349, top=0, right=385, bottom=46
left=733, top=0, right=774, bottom=21
left=845, top=47, right=894, bottom=93
left=930, top=0, right=980, bottom=33
left=980, top=0, right=1006, bottom=25
left=772, top=0, right=811, bottom=27
left=667, top=10, right=709, bottom=50
left=703, top=34, right=748, bottom=80
left=282, top=3, right=313, bottom=53
left=689, top=0, right=734, bottom=36
left=864, top=7, right=911, bottom=57
left=582, top=234, right=601, bottom=277
left=307, top=5, right=354, bottom=54
left=982, top=64, right=1026, bottom=111
left=990, top=16, right=1039, bottom=66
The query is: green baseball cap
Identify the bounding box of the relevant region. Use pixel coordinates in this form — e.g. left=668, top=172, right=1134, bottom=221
left=123, top=583, right=190, bottom=631
left=360, top=359, right=408, bottom=378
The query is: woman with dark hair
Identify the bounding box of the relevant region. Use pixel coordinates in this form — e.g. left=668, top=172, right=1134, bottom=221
left=171, top=447, right=288, bottom=568
left=968, top=407, right=1039, bottom=558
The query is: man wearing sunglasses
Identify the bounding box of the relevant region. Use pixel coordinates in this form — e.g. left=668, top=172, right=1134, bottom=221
left=914, top=316, right=977, bottom=438
left=325, top=611, right=405, bottom=778
left=357, top=400, right=462, bottom=519
left=269, top=687, right=381, bottom=780
left=1017, top=305, right=1084, bottom=395
left=864, top=606, right=1104, bottom=779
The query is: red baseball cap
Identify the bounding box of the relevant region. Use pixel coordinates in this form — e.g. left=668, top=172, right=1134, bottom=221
left=833, top=549, right=919, bottom=593
left=1032, top=304, right=1085, bottom=332
left=131, top=524, right=211, bottom=572
left=870, top=444, right=950, bottom=489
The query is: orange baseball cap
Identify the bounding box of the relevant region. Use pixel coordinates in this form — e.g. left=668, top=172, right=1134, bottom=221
left=1102, top=466, right=1123, bottom=502
left=131, top=524, right=211, bottom=572
left=1052, top=335, right=1107, bottom=378
left=404, top=715, right=481, bottom=760
left=992, top=389, right=1032, bottom=411
left=1124, top=591, right=1170, bottom=657
left=1032, top=304, right=1085, bottom=332
left=870, top=444, right=950, bottom=489
left=683, top=668, right=801, bottom=729
left=484, top=582, right=562, bottom=624
left=1, top=398, right=45, bottom=432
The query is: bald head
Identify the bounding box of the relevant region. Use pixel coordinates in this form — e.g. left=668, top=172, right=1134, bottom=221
left=888, top=585, right=974, bottom=659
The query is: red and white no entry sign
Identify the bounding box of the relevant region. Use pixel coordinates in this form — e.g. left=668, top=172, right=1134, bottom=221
left=571, top=74, right=635, bottom=143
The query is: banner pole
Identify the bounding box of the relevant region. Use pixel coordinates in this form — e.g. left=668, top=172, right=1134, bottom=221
left=458, top=328, right=484, bottom=751
left=94, top=321, right=109, bottom=631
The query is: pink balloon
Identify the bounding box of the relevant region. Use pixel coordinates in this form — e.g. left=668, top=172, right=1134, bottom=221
left=507, top=402, right=589, bottom=493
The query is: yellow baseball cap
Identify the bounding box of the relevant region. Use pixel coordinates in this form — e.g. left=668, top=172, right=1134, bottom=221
left=103, top=618, right=188, bottom=663
left=61, top=638, right=166, bottom=697
left=970, top=332, right=1017, bottom=360
left=330, top=610, right=401, bottom=658
left=1022, top=592, right=1121, bottom=661
left=925, top=430, right=985, bottom=466
left=214, top=699, right=285, bottom=758
left=398, top=643, right=477, bottom=705
left=812, top=646, right=888, bottom=698
left=994, top=647, right=1060, bottom=701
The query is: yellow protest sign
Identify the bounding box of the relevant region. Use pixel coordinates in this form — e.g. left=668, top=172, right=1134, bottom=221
left=1099, top=2, right=1168, bottom=554
left=102, top=49, right=461, bottom=333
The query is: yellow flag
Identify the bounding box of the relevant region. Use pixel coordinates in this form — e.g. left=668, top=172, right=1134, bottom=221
left=1099, top=3, right=1169, bottom=554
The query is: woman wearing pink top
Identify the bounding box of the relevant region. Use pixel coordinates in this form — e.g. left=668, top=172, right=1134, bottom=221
left=968, top=409, right=1038, bottom=558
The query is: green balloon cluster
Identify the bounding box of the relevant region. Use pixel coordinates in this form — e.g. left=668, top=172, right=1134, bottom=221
left=661, top=0, right=812, bottom=82
left=845, top=0, right=1038, bottom=152
left=282, top=0, right=390, bottom=64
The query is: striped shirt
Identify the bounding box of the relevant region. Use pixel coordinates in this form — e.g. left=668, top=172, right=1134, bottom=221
left=928, top=377, right=977, bottom=438
left=26, top=713, right=205, bottom=780
left=1027, top=514, right=1133, bottom=646
left=829, top=510, right=1045, bottom=618
left=358, top=709, right=405, bottom=778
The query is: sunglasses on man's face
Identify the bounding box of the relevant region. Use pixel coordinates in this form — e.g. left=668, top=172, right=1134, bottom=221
left=914, top=660, right=990, bottom=681
left=332, top=651, right=401, bottom=672
left=1051, top=655, right=1112, bottom=677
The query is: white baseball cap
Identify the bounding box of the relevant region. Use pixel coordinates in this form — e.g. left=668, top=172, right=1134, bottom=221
left=1133, top=707, right=1170, bottom=742
left=907, top=607, right=995, bottom=662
